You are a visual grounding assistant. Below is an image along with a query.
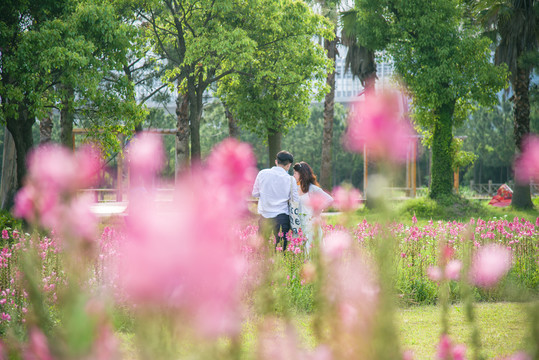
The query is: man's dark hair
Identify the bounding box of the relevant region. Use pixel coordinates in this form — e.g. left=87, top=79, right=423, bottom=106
left=276, top=150, right=293, bottom=165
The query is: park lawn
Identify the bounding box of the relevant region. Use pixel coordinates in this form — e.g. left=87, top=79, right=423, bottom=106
left=397, top=302, right=529, bottom=359
left=116, top=302, right=530, bottom=359
left=325, top=197, right=539, bottom=226
left=239, top=302, right=529, bottom=360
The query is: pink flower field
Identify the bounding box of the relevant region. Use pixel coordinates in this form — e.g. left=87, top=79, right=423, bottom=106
left=0, top=136, right=537, bottom=360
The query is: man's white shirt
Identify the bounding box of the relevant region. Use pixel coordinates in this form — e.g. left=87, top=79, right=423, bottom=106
left=252, top=166, right=299, bottom=218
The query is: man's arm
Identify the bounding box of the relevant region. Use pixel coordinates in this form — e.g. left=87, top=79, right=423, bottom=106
left=252, top=172, right=261, bottom=198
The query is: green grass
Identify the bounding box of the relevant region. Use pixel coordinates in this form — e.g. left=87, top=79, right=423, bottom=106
left=325, top=196, right=539, bottom=225
left=237, top=302, right=530, bottom=360
left=397, top=302, right=529, bottom=359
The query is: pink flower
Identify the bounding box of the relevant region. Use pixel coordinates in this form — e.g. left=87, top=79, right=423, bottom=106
left=437, top=335, right=452, bottom=360
left=1, top=230, right=8, bottom=240
left=452, top=344, right=467, bottom=360
left=27, top=144, right=76, bottom=192
left=514, top=135, right=539, bottom=183
left=14, top=144, right=102, bottom=243
left=73, top=145, right=103, bottom=188
left=327, top=252, right=379, bottom=333
left=323, top=231, right=352, bottom=259
left=24, top=327, right=52, bottom=360
left=118, top=139, right=257, bottom=338
left=331, top=185, right=362, bottom=212
left=59, top=194, right=97, bottom=242
left=127, top=132, right=165, bottom=183
left=305, top=191, right=333, bottom=216
left=470, top=244, right=512, bottom=288
left=427, top=265, right=443, bottom=282
left=497, top=352, right=531, bottom=360
left=445, top=260, right=462, bottom=281
left=343, top=88, right=416, bottom=163
left=436, top=334, right=467, bottom=360
left=403, top=350, right=415, bottom=360
left=206, top=138, right=257, bottom=198
left=13, top=186, right=35, bottom=221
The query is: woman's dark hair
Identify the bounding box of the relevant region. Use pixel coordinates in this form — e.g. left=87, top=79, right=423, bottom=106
left=293, top=161, right=319, bottom=193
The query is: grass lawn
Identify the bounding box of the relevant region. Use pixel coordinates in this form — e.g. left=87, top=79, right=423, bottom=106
left=238, top=302, right=530, bottom=360
left=397, top=302, right=529, bottom=359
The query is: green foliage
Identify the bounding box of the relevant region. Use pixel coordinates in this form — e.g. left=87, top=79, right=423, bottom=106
left=0, top=210, right=23, bottom=234
left=451, top=137, right=477, bottom=171
left=456, top=99, right=516, bottom=182
left=217, top=0, right=332, bottom=138
left=353, top=0, right=507, bottom=198
left=398, top=195, right=491, bottom=221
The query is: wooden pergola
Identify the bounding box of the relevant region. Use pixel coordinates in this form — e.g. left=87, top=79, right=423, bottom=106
left=362, top=135, right=466, bottom=199
left=72, top=128, right=177, bottom=202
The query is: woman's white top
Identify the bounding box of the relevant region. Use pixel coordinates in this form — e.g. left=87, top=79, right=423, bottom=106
left=298, top=184, right=333, bottom=252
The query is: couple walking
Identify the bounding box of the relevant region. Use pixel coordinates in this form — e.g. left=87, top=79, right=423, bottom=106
left=252, top=150, right=333, bottom=252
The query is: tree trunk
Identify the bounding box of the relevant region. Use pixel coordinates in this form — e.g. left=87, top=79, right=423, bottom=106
left=320, top=31, right=338, bottom=190
left=0, top=127, right=18, bottom=210
left=60, top=85, right=75, bottom=149
left=175, top=90, right=190, bottom=176
left=188, top=76, right=203, bottom=161
left=430, top=102, right=455, bottom=200
left=223, top=102, right=240, bottom=138
left=39, top=111, right=53, bottom=144
left=511, top=66, right=533, bottom=209
left=6, top=104, right=35, bottom=190
left=268, top=131, right=282, bottom=168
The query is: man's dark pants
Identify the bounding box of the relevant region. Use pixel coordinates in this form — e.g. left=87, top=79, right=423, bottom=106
left=258, top=213, right=290, bottom=250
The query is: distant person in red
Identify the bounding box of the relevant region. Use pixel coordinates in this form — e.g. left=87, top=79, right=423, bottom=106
left=488, top=184, right=512, bottom=207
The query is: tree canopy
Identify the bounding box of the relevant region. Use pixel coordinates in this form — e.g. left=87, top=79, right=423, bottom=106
left=352, top=0, right=507, bottom=199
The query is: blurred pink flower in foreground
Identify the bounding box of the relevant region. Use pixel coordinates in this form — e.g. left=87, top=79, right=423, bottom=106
left=470, top=244, right=512, bottom=288
left=327, top=252, right=379, bottom=332
left=496, top=352, right=531, bottom=360
left=343, top=89, right=416, bottom=163
left=514, top=135, right=539, bottom=184
left=13, top=144, right=101, bottom=242
left=127, top=132, right=164, bottom=182
left=332, top=185, right=362, bottom=212
left=119, top=136, right=257, bottom=337
left=305, top=191, right=333, bottom=216
left=436, top=334, right=466, bottom=360
left=24, top=327, right=52, bottom=360
left=323, top=231, right=352, bottom=259
left=258, top=320, right=332, bottom=360
left=427, top=260, right=462, bottom=282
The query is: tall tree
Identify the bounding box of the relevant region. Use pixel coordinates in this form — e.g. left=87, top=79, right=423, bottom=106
left=217, top=0, right=331, bottom=167
left=312, top=0, right=341, bottom=189
left=476, top=0, right=539, bottom=208
left=353, top=0, right=507, bottom=199
left=0, top=0, right=144, bottom=207
left=340, top=9, right=377, bottom=94
left=0, top=0, right=70, bottom=192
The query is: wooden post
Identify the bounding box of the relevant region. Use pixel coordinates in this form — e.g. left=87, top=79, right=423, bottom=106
left=488, top=180, right=492, bottom=196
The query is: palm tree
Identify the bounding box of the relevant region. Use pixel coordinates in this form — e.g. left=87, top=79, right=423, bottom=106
left=477, top=0, right=539, bottom=208
left=316, top=0, right=340, bottom=190
left=340, top=9, right=377, bottom=95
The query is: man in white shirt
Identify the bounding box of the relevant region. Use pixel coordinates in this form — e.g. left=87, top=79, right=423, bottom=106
left=252, top=150, right=299, bottom=249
